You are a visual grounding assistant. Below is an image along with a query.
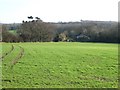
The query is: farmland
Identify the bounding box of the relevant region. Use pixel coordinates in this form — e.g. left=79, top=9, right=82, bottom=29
left=8, top=30, right=17, bottom=35
left=1, top=42, right=118, bottom=88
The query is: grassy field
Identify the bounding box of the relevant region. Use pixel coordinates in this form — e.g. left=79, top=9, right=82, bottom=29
left=1, top=42, right=118, bottom=88
left=8, top=30, right=17, bottom=35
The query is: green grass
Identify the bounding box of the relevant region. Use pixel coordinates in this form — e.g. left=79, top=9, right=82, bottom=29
left=2, top=42, right=118, bottom=88
left=8, top=30, right=17, bottom=35
left=2, top=43, right=13, bottom=56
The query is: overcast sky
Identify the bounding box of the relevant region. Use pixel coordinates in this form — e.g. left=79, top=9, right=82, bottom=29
left=0, top=0, right=119, bottom=23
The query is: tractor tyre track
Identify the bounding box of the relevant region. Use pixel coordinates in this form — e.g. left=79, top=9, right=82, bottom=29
left=11, top=45, right=24, bottom=68
left=2, top=45, right=24, bottom=82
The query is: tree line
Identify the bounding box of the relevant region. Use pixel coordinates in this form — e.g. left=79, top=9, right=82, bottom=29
left=2, top=17, right=119, bottom=43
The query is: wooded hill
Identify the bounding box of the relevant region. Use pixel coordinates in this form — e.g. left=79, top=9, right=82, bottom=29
left=2, top=19, right=119, bottom=43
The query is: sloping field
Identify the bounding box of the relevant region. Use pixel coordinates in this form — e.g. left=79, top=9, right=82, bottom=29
left=2, top=42, right=118, bottom=88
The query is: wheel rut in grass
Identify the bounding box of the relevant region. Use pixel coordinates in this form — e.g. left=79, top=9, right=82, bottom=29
left=11, top=45, right=24, bottom=68
left=0, top=45, right=14, bottom=60
left=2, top=45, right=24, bottom=82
